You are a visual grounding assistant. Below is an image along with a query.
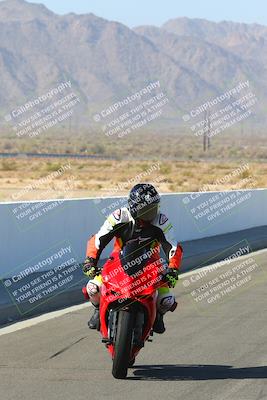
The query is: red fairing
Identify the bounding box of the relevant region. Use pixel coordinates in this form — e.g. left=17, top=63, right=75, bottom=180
left=169, top=244, right=183, bottom=269
left=99, top=251, right=163, bottom=358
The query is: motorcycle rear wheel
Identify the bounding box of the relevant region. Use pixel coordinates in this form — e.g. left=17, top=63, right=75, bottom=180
left=112, top=310, right=134, bottom=379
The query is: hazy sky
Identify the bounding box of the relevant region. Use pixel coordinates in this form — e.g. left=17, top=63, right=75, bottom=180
left=23, top=0, right=267, bottom=27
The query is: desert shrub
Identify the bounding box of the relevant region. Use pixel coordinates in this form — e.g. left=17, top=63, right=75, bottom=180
left=45, top=162, right=62, bottom=172
left=0, top=160, right=17, bottom=171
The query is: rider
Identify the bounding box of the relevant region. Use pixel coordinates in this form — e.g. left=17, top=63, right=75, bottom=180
left=83, top=183, right=183, bottom=334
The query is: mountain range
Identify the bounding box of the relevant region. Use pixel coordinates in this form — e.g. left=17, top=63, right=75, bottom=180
left=0, top=0, right=266, bottom=129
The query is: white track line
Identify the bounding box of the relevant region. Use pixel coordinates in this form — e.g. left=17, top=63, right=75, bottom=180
left=0, top=302, right=91, bottom=337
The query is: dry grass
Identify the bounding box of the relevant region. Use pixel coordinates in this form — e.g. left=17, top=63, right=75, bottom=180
left=0, top=158, right=265, bottom=202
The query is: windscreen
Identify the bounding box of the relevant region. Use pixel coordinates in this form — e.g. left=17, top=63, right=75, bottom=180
left=120, top=241, right=153, bottom=277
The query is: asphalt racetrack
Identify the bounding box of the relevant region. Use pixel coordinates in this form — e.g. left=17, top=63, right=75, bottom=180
left=0, top=249, right=266, bottom=400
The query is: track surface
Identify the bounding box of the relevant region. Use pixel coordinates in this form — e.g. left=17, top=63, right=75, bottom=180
left=0, top=250, right=266, bottom=400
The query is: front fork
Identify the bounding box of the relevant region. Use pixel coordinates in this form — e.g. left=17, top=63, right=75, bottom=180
left=102, top=308, right=145, bottom=348
left=102, top=309, right=117, bottom=345
left=108, top=309, right=117, bottom=344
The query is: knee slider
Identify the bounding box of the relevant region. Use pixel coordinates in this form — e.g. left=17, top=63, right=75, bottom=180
left=157, top=295, right=175, bottom=314
left=86, top=282, right=99, bottom=297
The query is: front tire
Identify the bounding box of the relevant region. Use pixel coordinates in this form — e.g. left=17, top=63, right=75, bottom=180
left=112, top=310, right=134, bottom=379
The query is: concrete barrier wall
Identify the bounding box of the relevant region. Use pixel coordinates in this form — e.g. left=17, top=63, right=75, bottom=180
left=0, top=188, right=267, bottom=325
left=1, top=188, right=267, bottom=276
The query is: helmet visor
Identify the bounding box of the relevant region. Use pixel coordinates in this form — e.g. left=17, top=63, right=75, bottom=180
left=136, top=203, right=160, bottom=222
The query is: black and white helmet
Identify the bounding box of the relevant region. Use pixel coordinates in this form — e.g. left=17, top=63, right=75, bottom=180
left=128, top=183, right=160, bottom=221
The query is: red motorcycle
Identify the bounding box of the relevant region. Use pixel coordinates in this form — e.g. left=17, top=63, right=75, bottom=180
left=83, top=242, right=177, bottom=379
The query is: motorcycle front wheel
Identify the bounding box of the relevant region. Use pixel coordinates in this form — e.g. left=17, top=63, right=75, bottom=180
left=112, top=310, right=134, bottom=379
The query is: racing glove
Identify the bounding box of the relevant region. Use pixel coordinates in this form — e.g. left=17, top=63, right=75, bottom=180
left=82, top=257, right=100, bottom=278
left=163, top=268, right=180, bottom=288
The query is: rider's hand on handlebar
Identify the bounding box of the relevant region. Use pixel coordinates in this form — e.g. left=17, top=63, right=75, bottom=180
left=163, top=268, right=180, bottom=288
left=82, top=257, right=100, bottom=278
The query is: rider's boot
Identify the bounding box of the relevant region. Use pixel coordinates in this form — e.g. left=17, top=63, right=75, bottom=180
left=88, top=305, right=100, bottom=329
left=153, top=312, right=165, bottom=334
